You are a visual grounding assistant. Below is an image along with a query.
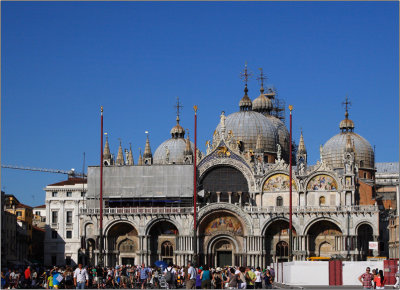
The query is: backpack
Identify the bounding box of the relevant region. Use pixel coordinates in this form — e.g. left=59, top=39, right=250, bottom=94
left=165, top=268, right=172, bottom=283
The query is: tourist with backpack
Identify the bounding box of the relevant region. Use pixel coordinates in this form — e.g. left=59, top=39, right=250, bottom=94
left=164, top=262, right=176, bottom=289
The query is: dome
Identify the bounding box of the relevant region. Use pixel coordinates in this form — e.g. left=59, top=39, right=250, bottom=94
left=266, top=115, right=290, bottom=157
left=215, top=111, right=278, bottom=152
left=322, top=132, right=374, bottom=169
left=253, top=93, right=273, bottom=112
left=154, top=138, right=194, bottom=164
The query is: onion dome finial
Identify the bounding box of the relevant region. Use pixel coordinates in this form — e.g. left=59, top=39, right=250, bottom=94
left=339, top=96, right=355, bottom=132
left=239, top=62, right=252, bottom=111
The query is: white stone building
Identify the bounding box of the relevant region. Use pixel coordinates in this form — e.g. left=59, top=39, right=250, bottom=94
left=44, top=177, right=86, bottom=266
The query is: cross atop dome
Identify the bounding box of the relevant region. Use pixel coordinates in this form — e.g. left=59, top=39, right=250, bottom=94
left=339, top=96, right=354, bottom=132
left=342, top=96, right=352, bottom=119
left=240, top=61, right=252, bottom=84
left=257, top=68, right=267, bottom=94
left=174, top=97, right=183, bottom=123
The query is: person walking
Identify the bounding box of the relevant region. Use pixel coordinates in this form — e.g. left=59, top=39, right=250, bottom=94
left=73, top=264, right=89, bottom=289
left=186, top=262, right=196, bottom=289
left=24, top=265, right=32, bottom=288
left=374, top=270, right=386, bottom=289
left=164, top=263, right=177, bottom=289
left=263, top=270, right=272, bottom=289
left=254, top=267, right=262, bottom=289
left=245, top=267, right=256, bottom=289
left=359, top=267, right=374, bottom=289
left=226, top=268, right=238, bottom=289
left=200, top=265, right=212, bottom=289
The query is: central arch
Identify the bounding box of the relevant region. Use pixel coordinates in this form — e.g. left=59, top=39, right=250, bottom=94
left=207, top=235, right=239, bottom=267
left=198, top=209, right=246, bottom=267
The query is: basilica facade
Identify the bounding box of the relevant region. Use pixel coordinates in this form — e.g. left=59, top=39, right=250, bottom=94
left=78, top=72, right=379, bottom=268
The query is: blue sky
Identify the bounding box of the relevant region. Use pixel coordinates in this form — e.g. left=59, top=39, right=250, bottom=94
left=2, top=1, right=398, bottom=206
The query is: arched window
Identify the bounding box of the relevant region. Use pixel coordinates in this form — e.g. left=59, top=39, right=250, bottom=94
left=161, top=241, right=173, bottom=257
left=276, top=196, right=283, bottom=207
left=319, top=196, right=326, bottom=206
left=276, top=241, right=288, bottom=257
left=360, top=160, right=364, bottom=167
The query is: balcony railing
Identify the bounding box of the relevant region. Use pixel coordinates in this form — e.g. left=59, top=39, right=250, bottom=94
left=80, top=207, right=193, bottom=215
left=80, top=205, right=378, bottom=215
left=244, top=205, right=379, bottom=213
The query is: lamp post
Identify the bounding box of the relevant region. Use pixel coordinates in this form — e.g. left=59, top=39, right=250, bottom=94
left=288, top=105, right=293, bottom=262
left=193, top=105, right=198, bottom=266
left=99, top=106, right=104, bottom=267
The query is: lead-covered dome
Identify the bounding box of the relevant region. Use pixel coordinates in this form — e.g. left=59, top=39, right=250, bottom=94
left=322, top=108, right=374, bottom=170
left=154, top=138, right=194, bottom=164
left=266, top=115, right=290, bottom=158
left=154, top=116, right=194, bottom=164
left=216, top=111, right=278, bottom=153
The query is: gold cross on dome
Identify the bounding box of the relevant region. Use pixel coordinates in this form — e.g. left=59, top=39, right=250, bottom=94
left=342, top=96, right=352, bottom=114
left=257, top=68, right=267, bottom=87
left=240, top=61, right=252, bottom=85
left=174, top=97, right=183, bottom=119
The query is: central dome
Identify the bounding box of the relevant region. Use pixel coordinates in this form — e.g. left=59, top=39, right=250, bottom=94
left=215, top=111, right=278, bottom=153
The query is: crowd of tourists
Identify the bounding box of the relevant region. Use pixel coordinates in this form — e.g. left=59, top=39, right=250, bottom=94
left=1, top=262, right=276, bottom=289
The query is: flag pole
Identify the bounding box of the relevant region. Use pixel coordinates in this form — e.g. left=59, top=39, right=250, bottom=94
left=193, top=105, right=198, bottom=266
left=288, top=105, right=293, bottom=262
left=99, top=106, right=104, bottom=267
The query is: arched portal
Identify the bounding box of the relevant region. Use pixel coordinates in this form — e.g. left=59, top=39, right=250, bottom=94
left=148, top=220, right=178, bottom=266
left=357, top=224, right=373, bottom=260
left=307, top=220, right=342, bottom=258
left=106, top=222, right=138, bottom=266
left=264, top=220, right=296, bottom=263
left=200, top=166, right=249, bottom=206
left=199, top=211, right=244, bottom=266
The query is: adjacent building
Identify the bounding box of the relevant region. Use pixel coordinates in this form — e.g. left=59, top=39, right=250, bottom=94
left=43, top=177, right=87, bottom=266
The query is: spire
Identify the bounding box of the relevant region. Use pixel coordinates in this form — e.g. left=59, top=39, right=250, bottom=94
left=116, top=139, right=125, bottom=165
left=138, top=148, right=143, bottom=166
left=340, top=96, right=355, bottom=132
left=184, top=129, right=193, bottom=155
left=239, top=62, right=252, bottom=111
left=103, top=134, right=111, bottom=160
left=127, top=143, right=134, bottom=165
left=143, top=133, right=152, bottom=158
left=298, top=129, right=307, bottom=154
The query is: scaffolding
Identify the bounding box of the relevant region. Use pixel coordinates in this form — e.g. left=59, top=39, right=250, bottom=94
left=265, top=87, right=286, bottom=123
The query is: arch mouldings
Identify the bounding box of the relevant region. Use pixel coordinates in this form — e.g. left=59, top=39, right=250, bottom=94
left=145, top=217, right=181, bottom=236
left=302, top=216, right=344, bottom=236
left=196, top=203, right=253, bottom=236
left=104, top=219, right=139, bottom=237
left=198, top=157, right=256, bottom=192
